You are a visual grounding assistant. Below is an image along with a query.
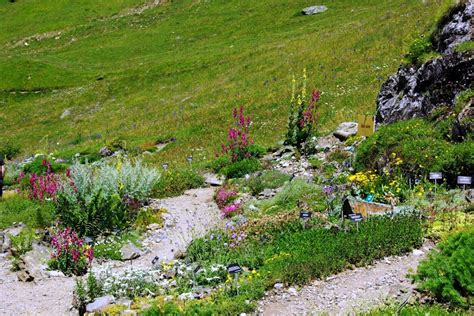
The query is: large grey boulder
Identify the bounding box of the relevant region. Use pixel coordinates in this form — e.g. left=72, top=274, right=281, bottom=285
left=17, top=242, right=50, bottom=282
left=302, top=5, right=328, bottom=15
left=120, top=241, right=141, bottom=261
left=333, top=122, right=358, bottom=141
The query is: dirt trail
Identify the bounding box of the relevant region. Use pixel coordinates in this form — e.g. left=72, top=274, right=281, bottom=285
left=258, top=242, right=433, bottom=316
left=0, top=186, right=222, bottom=316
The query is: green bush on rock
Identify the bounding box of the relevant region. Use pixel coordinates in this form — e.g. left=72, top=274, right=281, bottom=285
left=152, top=169, right=204, bottom=198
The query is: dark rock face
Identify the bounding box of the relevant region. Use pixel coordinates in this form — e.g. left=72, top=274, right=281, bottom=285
left=376, top=1, right=474, bottom=126
left=433, top=1, right=473, bottom=54
left=376, top=52, right=474, bottom=124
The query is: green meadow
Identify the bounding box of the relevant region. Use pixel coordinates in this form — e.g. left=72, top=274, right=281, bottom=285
left=0, top=0, right=454, bottom=166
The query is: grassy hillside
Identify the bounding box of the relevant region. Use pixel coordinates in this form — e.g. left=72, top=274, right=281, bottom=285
left=0, top=0, right=454, bottom=166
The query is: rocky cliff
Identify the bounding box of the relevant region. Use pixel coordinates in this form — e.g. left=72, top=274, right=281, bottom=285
left=376, top=1, right=473, bottom=125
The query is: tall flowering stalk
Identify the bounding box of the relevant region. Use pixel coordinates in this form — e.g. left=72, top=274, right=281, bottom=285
left=286, top=69, right=321, bottom=150
left=48, top=228, right=93, bottom=276
left=220, top=106, right=254, bottom=162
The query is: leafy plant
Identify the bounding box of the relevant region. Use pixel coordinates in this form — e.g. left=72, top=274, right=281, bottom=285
left=9, top=228, right=37, bottom=270
left=405, top=35, right=433, bottom=64
left=0, top=194, right=55, bottom=229
left=220, top=158, right=262, bottom=179
left=412, top=227, right=474, bottom=308
left=22, top=157, right=67, bottom=176
left=240, top=170, right=290, bottom=195
left=285, top=69, right=321, bottom=150
left=220, top=106, right=254, bottom=162
left=55, top=158, right=159, bottom=236
left=0, top=140, right=21, bottom=160
left=94, top=231, right=141, bottom=260
left=152, top=169, right=204, bottom=198
left=48, top=228, right=94, bottom=276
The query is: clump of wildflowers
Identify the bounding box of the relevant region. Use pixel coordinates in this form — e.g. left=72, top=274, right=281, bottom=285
left=220, top=106, right=254, bottom=162
left=48, top=228, right=93, bottom=276
left=215, top=187, right=240, bottom=217
left=20, top=160, right=63, bottom=201
left=285, top=69, right=321, bottom=150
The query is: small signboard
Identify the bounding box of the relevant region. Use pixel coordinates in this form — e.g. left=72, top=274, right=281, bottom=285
left=365, top=194, right=374, bottom=203
left=348, top=213, right=363, bottom=222
left=300, top=211, right=312, bottom=219
left=187, top=156, right=193, bottom=163
left=358, top=115, right=375, bottom=137
left=227, top=263, right=242, bottom=274
left=162, top=163, right=169, bottom=170
left=457, top=176, right=472, bottom=185
left=429, top=172, right=443, bottom=180
left=151, top=256, right=159, bottom=265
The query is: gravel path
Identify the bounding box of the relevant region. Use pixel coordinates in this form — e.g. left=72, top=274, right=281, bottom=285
left=258, top=242, right=433, bottom=316
left=0, top=186, right=222, bottom=315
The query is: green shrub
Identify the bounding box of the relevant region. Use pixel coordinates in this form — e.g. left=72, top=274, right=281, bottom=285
left=412, top=227, right=474, bottom=308
left=22, top=156, right=67, bottom=175
left=365, top=304, right=468, bottom=315
left=405, top=35, right=433, bottom=64
left=0, top=195, right=55, bottom=229
left=0, top=141, right=21, bottom=160
left=9, top=228, right=37, bottom=270
left=220, top=158, right=262, bottom=179
left=253, top=178, right=320, bottom=214
left=240, top=170, right=290, bottom=195
left=152, top=169, right=204, bottom=198
left=55, top=159, right=159, bottom=236
left=355, top=119, right=474, bottom=186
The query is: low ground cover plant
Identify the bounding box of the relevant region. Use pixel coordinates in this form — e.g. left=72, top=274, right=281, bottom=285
left=93, top=230, right=141, bottom=260
left=0, top=194, right=55, bottom=229
left=149, top=214, right=424, bottom=314
left=355, top=119, right=474, bottom=187
left=412, top=226, right=474, bottom=308
left=234, top=170, right=290, bottom=196
left=152, top=168, right=204, bottom=198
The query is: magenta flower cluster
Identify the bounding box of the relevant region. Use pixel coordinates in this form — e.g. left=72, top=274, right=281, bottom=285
left=20, top=160, right=62, bottom=201
left=49, top=228, right=93, bottom=276
left=220, top=106, right=254, bottom=162
left=215, top=187, right=240, bottom=217
left=299, top=90, right=321, bottom=128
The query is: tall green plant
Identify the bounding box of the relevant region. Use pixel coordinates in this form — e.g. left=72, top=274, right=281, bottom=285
left=285, top=69, right=321, bottom=150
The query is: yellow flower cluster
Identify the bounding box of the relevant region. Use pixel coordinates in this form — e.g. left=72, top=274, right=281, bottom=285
left=390, top=152, right=403, bottom=166
left=348, top=171, right=377, bottom=184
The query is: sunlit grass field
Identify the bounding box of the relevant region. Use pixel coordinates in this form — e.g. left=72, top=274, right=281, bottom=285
left=0, top=0, right=454, bottom=167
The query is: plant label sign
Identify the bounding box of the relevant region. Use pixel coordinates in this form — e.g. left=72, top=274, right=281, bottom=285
left=429, top=172, right=443, bottom=180
left=300, top=211, right=312, bottom=219
left=187, top=156, right=193, bottom=163
left=162, top=163, right=169, bottom=170
left=357, top=115, right=375, bottom=137
left=365, top=194, right=374, bottom=203
left=348, top=213, right=363, bottom=222
left=84, top=236, right=94, bottom=246
left=151, top=256, right=159, bottom=265
left=227, top=263, right=242, bottom=274
left=457, top=176, right=472, bottom=185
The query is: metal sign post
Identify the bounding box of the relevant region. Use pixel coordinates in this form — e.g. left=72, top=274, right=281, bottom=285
left=457, top=176, right=472, bottom=191
left=227, top=264, right=242, bottom=295
left=162, top=163, right=169, bottom=171
left=348, top=213, right=363, bottom=232
left=429, top=172, right=443, bottom=194
left=187, top=156, right=193, bottom=168
left=299, top=211, right=312, bottom=229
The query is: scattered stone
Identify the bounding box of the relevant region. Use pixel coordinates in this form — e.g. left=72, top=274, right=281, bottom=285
left=1, top=223, right=26, bottom=253
left=302, top=5, right=328, bottom=15
left=86, top=295, right=114, bottom=313
left=48, top=270, right=65, bottom=278
left=204, top=173, right=224, bottom=187
left=120, top=242, right=141, bottom=261
left=173, top=249, right=185, bottom=259
left=17, top=270, right=34, bottom=282
left=122, top=310, right=137, bottom=316
left=99, top=146, right=113, bottom=157
left=274, top=283, right=284, bottom=290
left=412, top=249, right=424, bottom=257
left=333, top=122, right=358, bottom=141
left=288, top=287, right=298, bottom=296
left=19, top=242, right=50, bottom=281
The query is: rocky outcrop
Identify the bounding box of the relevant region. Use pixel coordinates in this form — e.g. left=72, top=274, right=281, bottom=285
left=376, top=2, right=474, bottom=125
left=433, top=1, right=473, bottom=54
left=376, top=51, right=473, bottom=124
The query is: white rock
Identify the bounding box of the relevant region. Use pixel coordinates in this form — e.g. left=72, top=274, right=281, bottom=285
left=86, top=295, right=114, bottom=312
left=288, top=287, right=298, bottom=296
left=274, top=283, right=284, bottom=289
left=412, top=249, right=424, bottom=256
